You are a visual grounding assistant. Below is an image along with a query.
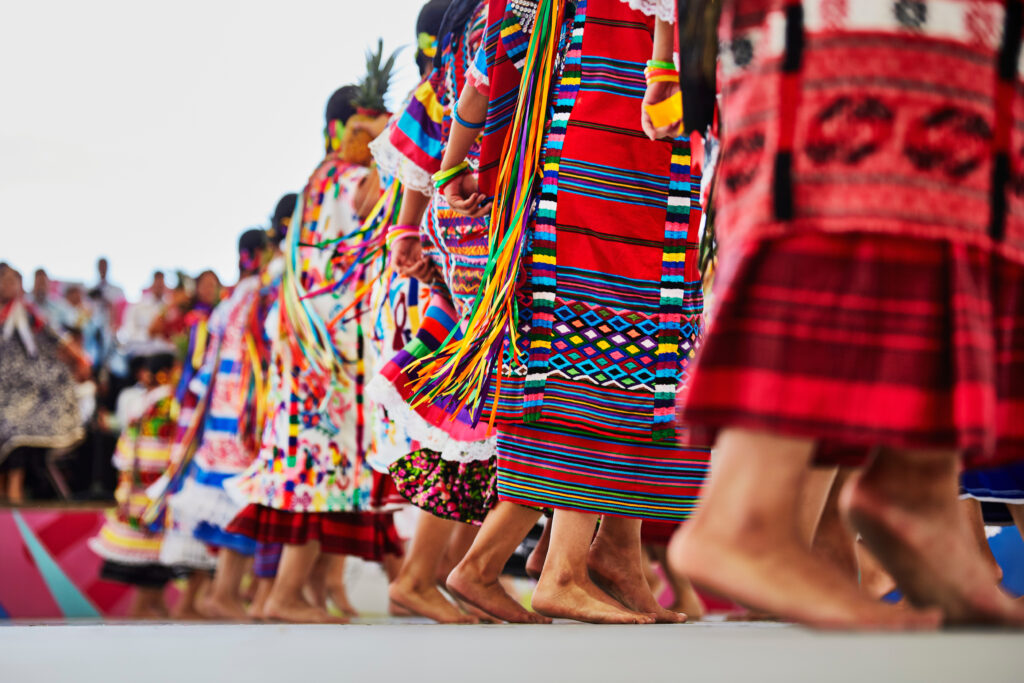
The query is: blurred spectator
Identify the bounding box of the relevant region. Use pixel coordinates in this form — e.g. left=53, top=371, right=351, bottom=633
left=94, top=257, right=127, bottom=329
left=0, top=267, right=85, bottom=504
left=120, top=271, right=171, bottom=348
left=30, top=268, right=75, bottom=331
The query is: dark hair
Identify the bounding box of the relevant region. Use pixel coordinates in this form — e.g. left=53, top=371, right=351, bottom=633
left=270, top=193, right=299, bottom=246
left=196, top=269, right=220, bottom=286
left=128, top=354, right=149, bottom=380
left=434, top=0, right=477, bottom=71
left=238, top=228, right=268, bottom=256
left=325, top=85, right=360, bottom=127
left=417, top=0, right=453, bottom=74
left=147, top=352, right=177, bottom=376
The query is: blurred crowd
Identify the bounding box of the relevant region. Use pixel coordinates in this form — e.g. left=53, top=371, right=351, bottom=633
left=0, top=257, right=224, bottom=504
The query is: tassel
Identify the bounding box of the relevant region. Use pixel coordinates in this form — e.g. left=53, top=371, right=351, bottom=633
left=408, top=0, right=566, bottom=428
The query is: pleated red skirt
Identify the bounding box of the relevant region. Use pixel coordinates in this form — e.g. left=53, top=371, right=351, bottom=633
left=226, top=504, right=404, bottom=562
left=683, top=232, right=1024, bottom=469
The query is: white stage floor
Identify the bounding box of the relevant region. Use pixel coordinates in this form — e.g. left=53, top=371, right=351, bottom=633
left=2, top=620, right=1021, bottom=683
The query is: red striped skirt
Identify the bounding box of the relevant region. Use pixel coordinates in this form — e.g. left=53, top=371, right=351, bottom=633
left=682, top=233, right=1024, bottom=468
left=225, top=504, right=404, bottom=562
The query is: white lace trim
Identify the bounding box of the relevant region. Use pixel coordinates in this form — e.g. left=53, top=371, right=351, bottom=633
left=369, top=125, right=436, bottom=197
left=621, top=0, right=676, bottom=22
left=365, top=373, right=495, bottom=463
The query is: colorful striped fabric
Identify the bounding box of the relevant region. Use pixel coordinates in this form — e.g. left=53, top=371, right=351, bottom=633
left=497, top=422, right=709, bottom=520
left=480, top=0, right=707, bottom=519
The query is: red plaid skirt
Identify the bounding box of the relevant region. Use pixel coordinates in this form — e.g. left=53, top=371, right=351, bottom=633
left=225, top=504, right=404, bottom=562
left=683, top=233, right=1024, bottom=469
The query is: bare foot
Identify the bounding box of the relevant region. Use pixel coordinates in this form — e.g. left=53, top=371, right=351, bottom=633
left=856, top=541, right=898, bottom=600
left=846, top=477, right=1024, bottom=626
left=263, top=594, right=348, bottom=624
left=200, top=593, right=252, bottom=622
left=669, top=522, right=940, bottom=630
left=388, top=600, right=414, bottom=617
left=588, top=537, right=685, bottom=623
left=388, top=576, right=477, bottom=624
left=327, top=584, right=360, bottom=619
left=669, top=580, right=705, bottom=622
left=170, top=602, right=208, bottom=621
left=447, top=589, right=500, bottom=624
left=447, top=563, right=551, bottom=624
left=532, top=572, right=656, bottom=624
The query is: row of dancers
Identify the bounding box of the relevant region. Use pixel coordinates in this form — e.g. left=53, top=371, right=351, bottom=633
left=89, top=0, right=1024, bottom=628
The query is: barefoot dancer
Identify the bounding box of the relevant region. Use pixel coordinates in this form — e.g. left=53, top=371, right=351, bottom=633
left=366, top=0, right=512, bottom=623
left=89, top=352, right=178, bottom=619
left=673, top=0, right=1024, bottom=628
left=423, top=0, right=710, bottom=625
left=225, top=71, right=403, bottom=624
left=151, top=229, right=278, bottom=620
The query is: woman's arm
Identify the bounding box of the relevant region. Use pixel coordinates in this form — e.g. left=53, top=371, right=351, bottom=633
left=440, top=84, right=491, bottom=218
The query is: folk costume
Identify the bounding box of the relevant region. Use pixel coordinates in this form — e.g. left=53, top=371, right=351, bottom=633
left=227, top=71, right=405, bottom=561
left=680, top=0, right=1024, bottom=470
left=418, top=0, right=711, bottom=521
left=89, top=371, right=177, bottom=588
left=367, top=0, right=502, bottom=524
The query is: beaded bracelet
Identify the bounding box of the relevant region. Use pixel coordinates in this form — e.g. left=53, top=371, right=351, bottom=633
left=453, top=103, right=485, bottom=130
left=432, top=160, right=471, bottom=190
left=386, top=224, right=420, bottom=249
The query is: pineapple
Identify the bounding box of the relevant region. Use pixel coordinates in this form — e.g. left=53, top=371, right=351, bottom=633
left=341, top=39, right=399, bottom=165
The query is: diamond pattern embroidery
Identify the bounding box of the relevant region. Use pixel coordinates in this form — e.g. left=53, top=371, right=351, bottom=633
left=548, top=300, right=664, bottom=390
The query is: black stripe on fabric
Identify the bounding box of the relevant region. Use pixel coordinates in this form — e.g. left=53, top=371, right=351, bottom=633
left=1000, top=1, right=1023, bottom=80
left=568, top=119, right=649, bottom=139
left=991, top=152, right=1009, bottom=241
left=782, top=3, right=804, bottom=73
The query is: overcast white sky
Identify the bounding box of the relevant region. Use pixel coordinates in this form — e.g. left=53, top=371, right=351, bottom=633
left=1, top=0, right=425, bottom=298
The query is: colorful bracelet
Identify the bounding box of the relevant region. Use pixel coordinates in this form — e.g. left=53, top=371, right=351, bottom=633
left=453, top=103, right=485, bottom=130
left=432, top=160, right=471, bottom=190
left=646, top=59, right=676, bottom=71
left=644, top=65, right=679, bottom=86
left=386, top=224, right=420, bottom=249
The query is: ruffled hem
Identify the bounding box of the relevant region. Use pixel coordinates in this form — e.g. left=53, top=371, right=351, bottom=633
left=369, top=131, right=435, bottom=197
left=167, top=477, right=246, bottom=530
left=158, top=530, right=217, bottom=570
left=620, top=0, right=675, bottom=22
left=366, top=374, right=495, bottom=462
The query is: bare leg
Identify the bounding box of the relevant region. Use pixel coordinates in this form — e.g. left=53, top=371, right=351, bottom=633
left=171, top=571, right=211, bottom=620
left=648, top=544, right=704, bottom=620
left=263, top=542, right=346, bottom=623
left=247, top=578, right=273, bottom=619
left=322, top=554, right=359, bottom=618
left=1010, top=504, right=1024, bottom=545
left=7, top=467, right=26, bottom=505
left=389, top=512, right=475, bottom=623
left=447, top=501, right=550, bottom=623
left=846, top=448, right=1024, bottom=625
left=588, top=516, right=684, bottom=623
left=131, top=586, right=169, bottom=619
left=961, top=498, right=1002, bottom=581
left=525, top=521, right=550, bottom=580
left=669, top=428, right=939, bottom=629
left=799, top=466, right=838, bottom=545
left=201, top=549, right=252, bottom=620
left=812, top=470, right=858, bottom=582
left=533, top=509, right=654, bottom=624
left=438, top=522, right=479, bottom=584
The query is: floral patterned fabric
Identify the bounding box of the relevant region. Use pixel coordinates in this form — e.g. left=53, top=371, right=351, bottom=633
left=388, top=449, right=497, bottom=525
left=229, top=156, right=376, bottom=513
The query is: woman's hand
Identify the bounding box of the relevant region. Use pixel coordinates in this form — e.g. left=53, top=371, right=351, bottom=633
left=390, top=235, right=424, bottom=278
left=443, top=172, right=492, bottom=218
left=641, top=80, right=683, bottom=141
